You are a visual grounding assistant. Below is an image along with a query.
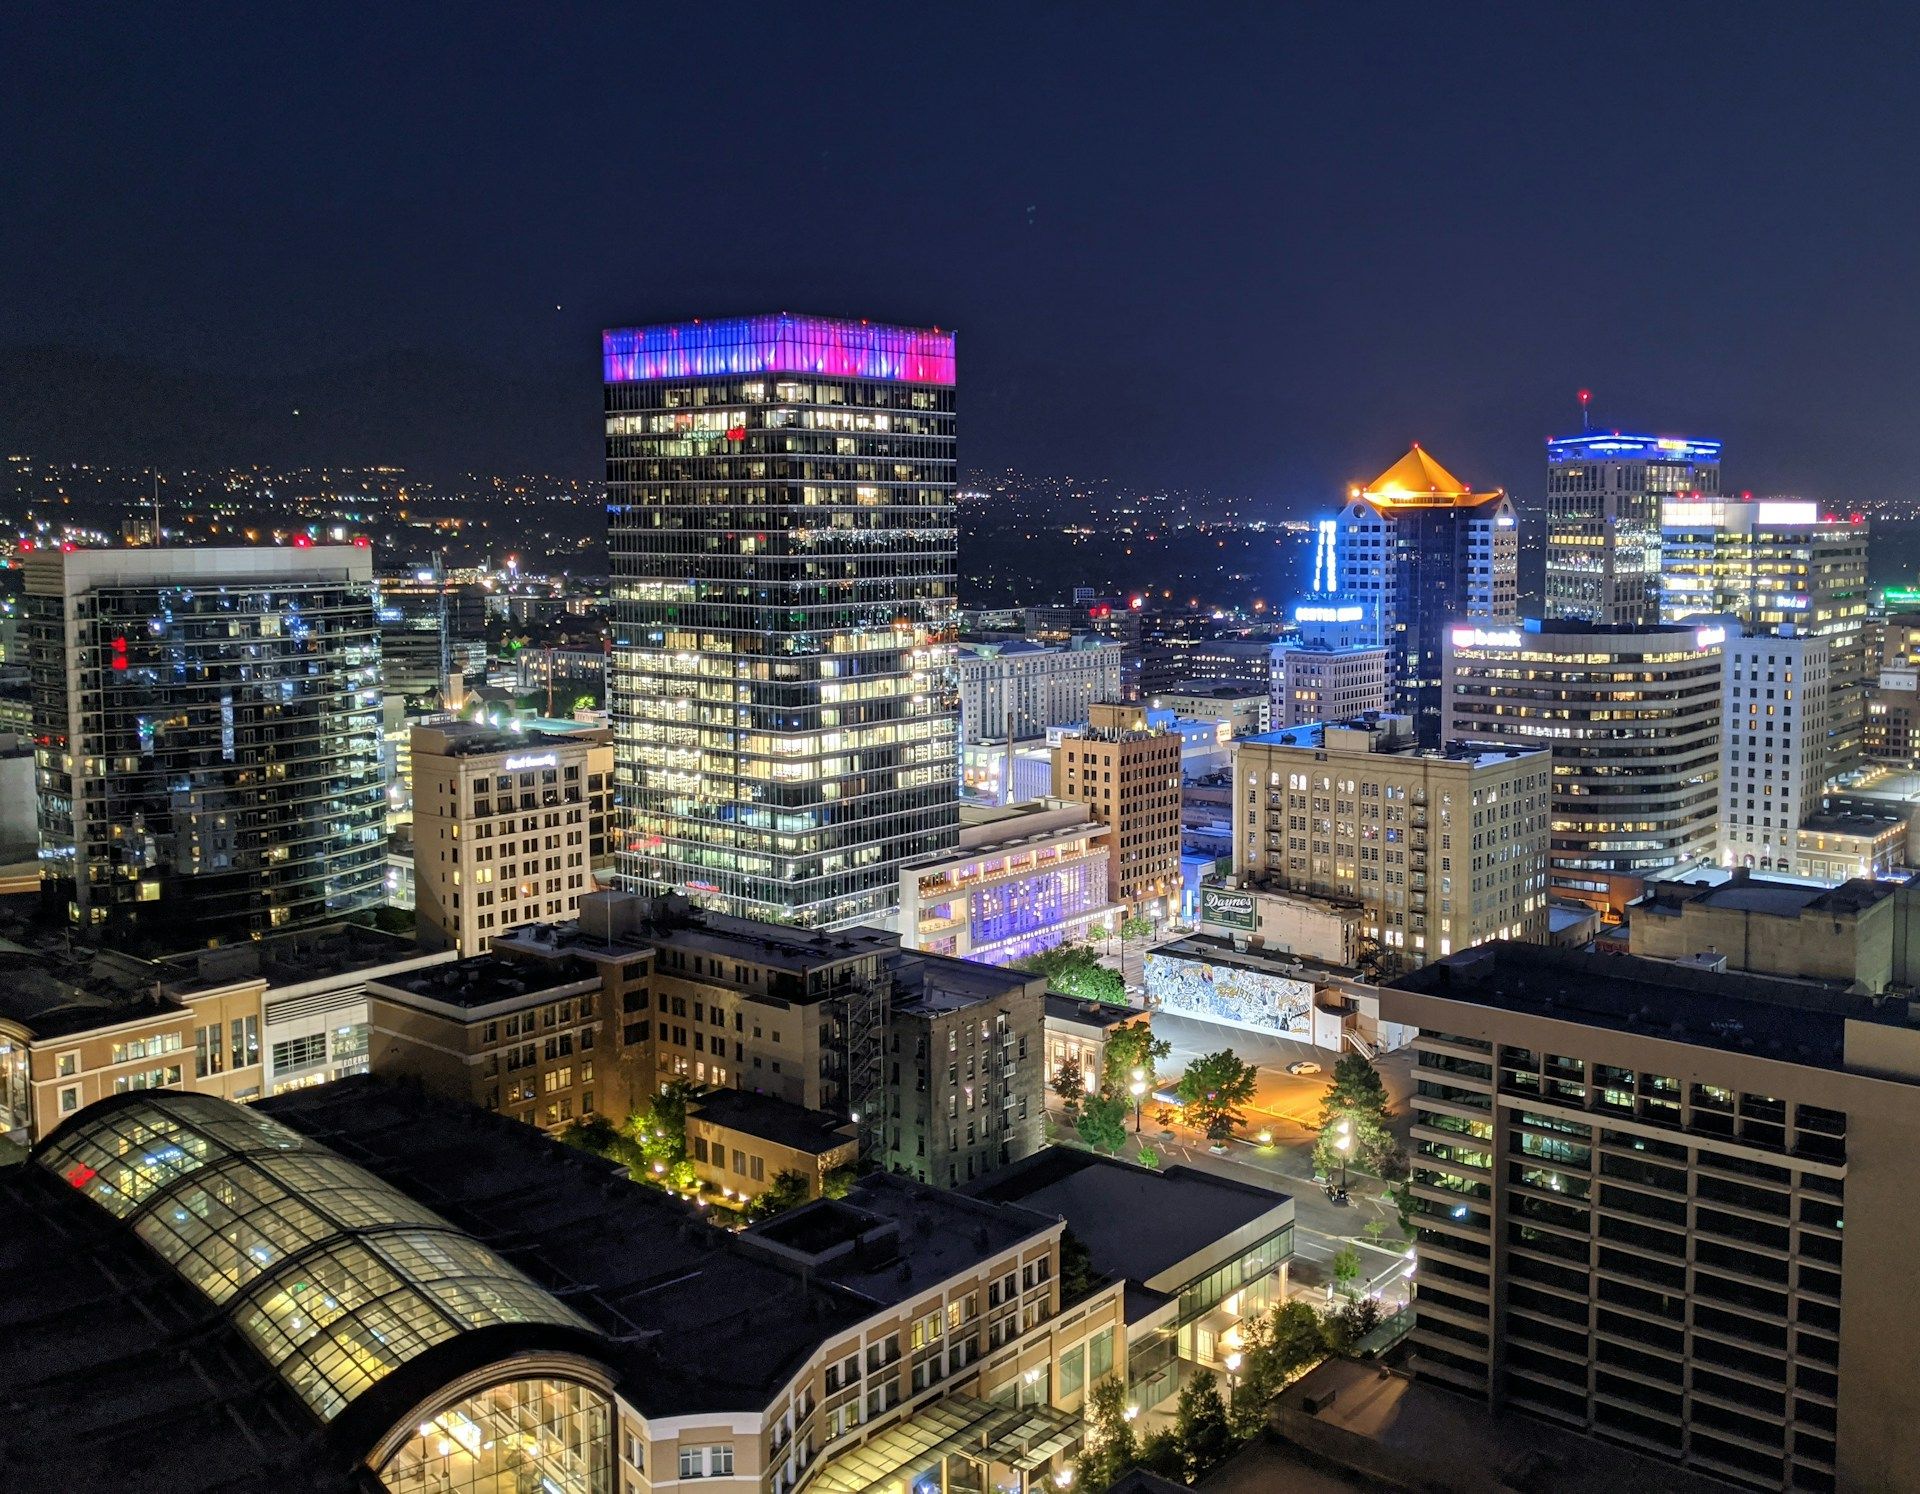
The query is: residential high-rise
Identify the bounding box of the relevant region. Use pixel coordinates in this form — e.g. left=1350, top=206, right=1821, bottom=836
left=1331, top=447, right=1518, bottom=743
left=1545, top=432, right=1721, bottom=625
left=1721, top=629, right=1830, bottom=875
left=410, top=720, right=614, bottom=956
left=1663, top=497, right=1869, bottom=777
left=604, top=313, right=959, bottom=927
left=1390, top=941, right=1920, bottom=1493
left=26, top=545, right=384, bottom=941
left=1231, top=713, right=1550, bottom=970
left=1052, top=703, right=1183, bottom=919
left=1442, top=619, right=1725, bottom=914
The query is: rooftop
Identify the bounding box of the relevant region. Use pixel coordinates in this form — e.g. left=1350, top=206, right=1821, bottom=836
left=1242, top=713, right=1545, bottom=769
left=967, top=1148, right=1291, bottom=1311
left=367, top=952, right=596, bottom=1010
left=1391, top=941, right=1906, bottom=1073
left=888, top=948, right=1042, bottom=1017
left=412, top=719, right=602, bottom=758
left=1355, top=446, right=1502, bottom=508
left=1636, top=871, right=1899, bottom=922
left=1043, top=993, right=1144, bottom=1032
left=157, top=921, right=440, bottom=996
left=688, top=1089, right=857, bottom=1156
left=1157, top=679, right=1269, bottom=700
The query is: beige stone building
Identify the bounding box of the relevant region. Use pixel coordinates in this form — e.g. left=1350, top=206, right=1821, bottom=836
left=1052, top=702, right=1183, bottom=918
left=1389, top=941, right=1920, bottom=1492
left=686, top=1088, right=858, bottom=1203
left=1231, top=713, right=1550, bottom=971
left=411, top=719, right=614, bottom=956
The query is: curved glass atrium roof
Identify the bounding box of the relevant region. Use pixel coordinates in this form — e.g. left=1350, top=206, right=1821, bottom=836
left=35, top=1093, right=592, bottom=1423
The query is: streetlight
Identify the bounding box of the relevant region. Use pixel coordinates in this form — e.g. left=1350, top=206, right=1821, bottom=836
left=1223, top=1350, right=1243, bottom=1411
left=1129, top=1066, right=1147, bottom=1133
left=1334, top=1116, right=1352, bottom=1195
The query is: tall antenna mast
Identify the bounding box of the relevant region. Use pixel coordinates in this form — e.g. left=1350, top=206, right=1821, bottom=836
left=1578, top=388, right=1592, bottom=432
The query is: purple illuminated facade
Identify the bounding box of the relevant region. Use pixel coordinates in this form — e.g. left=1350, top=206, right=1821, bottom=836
left=606, top=312, right=959, bottom=928
left=604, top=313, right=956, bottom=387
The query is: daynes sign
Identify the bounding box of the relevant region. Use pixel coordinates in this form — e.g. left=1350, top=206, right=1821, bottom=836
left=1201, top=885, right=1257, bottom=930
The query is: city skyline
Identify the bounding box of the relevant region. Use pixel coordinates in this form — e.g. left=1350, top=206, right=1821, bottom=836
left=8, top=6, right=1920, bottom=505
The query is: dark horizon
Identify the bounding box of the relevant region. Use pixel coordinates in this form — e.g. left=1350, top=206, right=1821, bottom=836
left=7, top=3, right=1918, bottom=509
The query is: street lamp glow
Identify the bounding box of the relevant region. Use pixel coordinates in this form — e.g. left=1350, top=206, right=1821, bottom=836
left=1223, top=1351, right=1243, bottom=1373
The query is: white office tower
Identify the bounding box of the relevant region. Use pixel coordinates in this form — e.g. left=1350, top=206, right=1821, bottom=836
left=1721, top=629, right=1831, bottom=875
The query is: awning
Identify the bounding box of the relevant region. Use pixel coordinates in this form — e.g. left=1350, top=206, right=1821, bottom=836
left=811, top=1395, right=1084, bottom=1494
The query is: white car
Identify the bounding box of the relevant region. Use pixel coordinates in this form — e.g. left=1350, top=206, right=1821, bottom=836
left=1286, top=1060, right=1323, bottom=1076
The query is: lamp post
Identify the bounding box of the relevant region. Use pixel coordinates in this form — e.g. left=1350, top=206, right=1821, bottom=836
left=1223, top=1350, right=1243, bottom=1411
left=1334, top=1116, right=1352, bottom=1195
left=1129, top=1067, right=1146, bottom=1133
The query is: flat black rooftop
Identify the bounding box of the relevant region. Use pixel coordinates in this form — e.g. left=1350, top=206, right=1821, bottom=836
left=888, top=948, right=1039, bottom=1016
left=1044, top=993, right=1143, bottom=1032
left=368, top=951, right=595, bottom=1008
left=0, top=976, right=183, bottom=1039
left=1391, top=941, right=1905, bottom=1072
left=689, top=1088, right=855, bottom=1155
left=158, top=920, right=434, bottom=995
left=967, top=1147, right=1291, bottom=1305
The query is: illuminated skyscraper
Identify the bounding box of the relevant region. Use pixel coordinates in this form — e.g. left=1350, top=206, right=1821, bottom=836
left=1662, top=496, right=1869, bottom=777
left=27, top=545, right=385, bottom=941
left=1544, top=431, right=1721, bottom=626
left=1331, top=446, right=1517, bottom=743
left=604, top=314, right=959, bottom=926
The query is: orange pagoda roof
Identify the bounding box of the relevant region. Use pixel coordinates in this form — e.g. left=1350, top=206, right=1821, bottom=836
left=1354, top=445, right=1503, bottom=507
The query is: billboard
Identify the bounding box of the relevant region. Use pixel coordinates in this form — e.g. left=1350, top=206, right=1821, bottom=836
left=1200, top=885, right=1256, bottom=931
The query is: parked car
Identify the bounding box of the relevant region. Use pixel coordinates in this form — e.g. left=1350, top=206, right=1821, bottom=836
left=1286, top=1059, right=1323, bottom=1076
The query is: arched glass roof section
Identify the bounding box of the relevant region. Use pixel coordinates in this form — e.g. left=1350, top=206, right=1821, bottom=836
left=34, top=1092, right=593, bottom=1423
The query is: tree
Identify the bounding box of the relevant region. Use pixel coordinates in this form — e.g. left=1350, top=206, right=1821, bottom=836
left=1324, top=1295, right=1384, bottom=1355
left=1075, top=1091, right=1130, bottom=1154
left=572, top=692, right=599, bottom=714
left=1058, top=1228, right=1101, bottom=1305
left=1331, top=1244, right=1362, bottom=1300
left=636, top=1080, right=695, bottom=1168
left=1100, top=1019, right=1170, bottom=1098
left=1174, top=1368, right=1234, bottom=1480
left=1052, top=1055, right=1086, bottom=1124
left=1176, top=1050, right=1259, bottom=1143
left=1077, top=1377, right=1137, bottom=1491
left=1119, top=913, right=1155, bottom=942
left=1315, top=1052, right=1401, bottom=1179
left=1016, top=943, right=1128, bottom=1005
left=1136, top=1428, right=1185, bottom=1481
left=747, top=1169, right=812, bottom=1220
left=821, top=1165, right=855, bottom=1199
left=1135, top=1144, right=1161, bottom=1170
left=557, top=1115, right=646, bottom=1179
left=1228, top=1300, right=1332, bottom=1435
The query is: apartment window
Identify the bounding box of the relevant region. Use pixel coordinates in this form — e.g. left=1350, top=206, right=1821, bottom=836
left=623, top=1433, right=644, bottom=1471
left=194, top=1023, right=223, bottom=1078
left=229, top=1016, right=259, bottom=1070
left=58, top=1085, right=79, bottom=1115
left=56, top=1052, right=77, bottom=1078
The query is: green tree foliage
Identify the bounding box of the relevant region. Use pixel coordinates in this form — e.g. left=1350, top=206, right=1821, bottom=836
left=1331, top=1244, right=1362, bottom=1299
left=635, top=1080, right=695, bottom=1167
left=821, top=1166, right=855, bottom=1199
left=1176, top=1050, right=1259, bottom=1142
left=1314, top=1052, right=1404, bottom=1179
left=572, top=693, right=599, bottom=713
left=556, top=1115, right=646, bottom=1178
left=1051, top=1055, right=1086, bottom=1123
left=1323, top=1295, right=1385, bottom=1355
left=1075, top=1091, right=1131, bottom=1154
left=1017, top=943, right=1128, bottom=1005
left=1174, top=1369, right=1235, bottom=1480
left=1136, top=1428, right=1185, bottom=1480
left=747, top=1169, right=812, bottom=1220
left=1119, top=914, right=1155, bottom=941
left=1058, top=1228, right=1100, bottom=1305
left=1076, top=1377, right=1137, bottom=1491
left=1135, top=1144, right=1161, bottom=1170
left=1100, top=1019, right=1170, bottom=1097
left=1228, top=1300, right=1331, bottom=1436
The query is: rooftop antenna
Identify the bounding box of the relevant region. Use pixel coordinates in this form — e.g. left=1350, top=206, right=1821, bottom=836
left=1578, top=388, right=1592, bottom=433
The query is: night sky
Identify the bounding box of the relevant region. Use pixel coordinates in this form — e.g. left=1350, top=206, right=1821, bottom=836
left=6, top=2, right=1918, bottom=508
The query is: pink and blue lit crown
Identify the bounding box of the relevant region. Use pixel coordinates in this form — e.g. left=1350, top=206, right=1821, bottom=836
left=604, top=313, right=955, bottom=386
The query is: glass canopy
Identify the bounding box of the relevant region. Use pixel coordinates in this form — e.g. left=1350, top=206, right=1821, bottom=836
left=36, top=1093, right=593, bottom=1422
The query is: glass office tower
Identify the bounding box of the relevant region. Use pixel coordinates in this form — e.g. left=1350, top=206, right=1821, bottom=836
left=1545, top=433, right=1721, bottom=626
left=27, top=546, right=385, bottom=942
left=604, top=314, right=959, bottom=926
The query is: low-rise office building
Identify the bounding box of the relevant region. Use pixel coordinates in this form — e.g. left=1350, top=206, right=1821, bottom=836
left=687, top=1087, right=858, bottom=1203
left=1268, top=641, right=1390, bottom=729
left=411, top=719, right=614, bottom=957
left=1052, top=703, right=1187, bottom=919
left=898, top=798, right=1120, bottom=965
left=957, top=636, right=1126, bottom=745
left=1388, top=941, right=1920, bottom=1492
left=1233, top=713, right=1551, bottom=971
left=0, top=1080, right=1123, bottom=1493
left=1721, top=629, right=1830, bottom=875
left=1149, top=679, right=1272, bottom=739
left=971, top=1148, right=1294, bottom=1418
left=1043, top=994, right=1147, bottom=1096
